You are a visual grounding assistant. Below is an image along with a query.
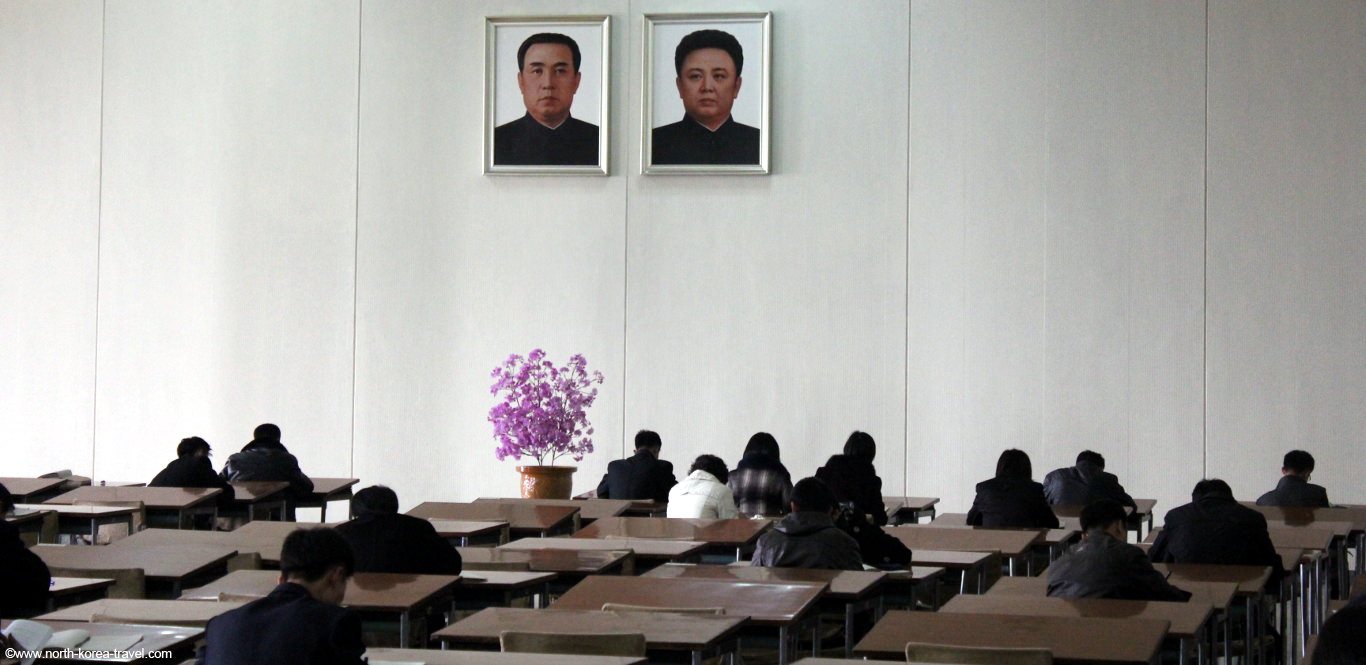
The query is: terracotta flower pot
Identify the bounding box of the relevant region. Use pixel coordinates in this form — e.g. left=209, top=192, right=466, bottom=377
left=516, top=465, right=576, bottom=499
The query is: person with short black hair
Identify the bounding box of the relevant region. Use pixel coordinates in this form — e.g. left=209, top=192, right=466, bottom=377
left=1047, top=499, right=1191, bottom=601
left=596, top=430, right=677, bottom=502
left=220, top=423, right=314, bottom=500
left=196, top=527, right=364, bottom=665
left=149, top=436, right=236, bottom=508
left=1042, top=450, right=1135, bottom=507
left=814, top=431, right=889, bottom=525
left=728, top=432, right=793, bottom=516
left=1149, top=479, right=1284, bottom=585
left=494, top=32, right=599, bottom=166
left=0, top=482, right=51, bottom=617
left=1256, top=450, right=1330, bottom=507
left=651, top=28, right=761, bottom=165
left=333, top=485, right=461, bottom=575
left=751, top=477, right=862, bottom=570
left=1309, top=604, right=1366, bottom=665
left=966, top=449, right=1059, bottom=529
left=667, top=454, right=738, bottom=519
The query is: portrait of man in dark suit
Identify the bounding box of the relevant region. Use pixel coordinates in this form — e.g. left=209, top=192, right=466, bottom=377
left=651, top=28, right=760, bottom=166
left=493, top=31, right=601, bottom=168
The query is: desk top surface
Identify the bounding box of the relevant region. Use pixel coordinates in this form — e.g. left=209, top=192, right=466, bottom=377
left=551, top=574, right=825, bottom=626
left=1152, top=562, right=1273, bottom=595
left=0, top=476, right=67, bottom=498
left=46, top=486, right=221, bottom=509
left=458, top=546, right=629, bottom=574
left=427, top=519, right=510, bottom=538
left=6, top=506, right=53, bottom=525
left=886, top=525, right=1042, bottom=556
left=50, top=576, right=117, bottom=596
left=364, top=648, right=647, bottom=665
left=37, top=598, right=248, bottom=625
left=461, top=570, right=559, bottom=589
left=433, top=607, right=747, bottom=651
left=1266, top=525, right=1340, bottom=550
left=572, top=517, right=771, bottom=547
left=1241, top=503, right=1366, bottom=532
left=943, top=593, right=1211, bottom=639
left=227, top=481, right=289, bottom=502
left=854, top=610, right=1168, bottom=664
left=16, top=503, right=137, bottom=517
left=882, top=497, right=940, bottom=511
left=1, top=619, right=202, bottom=663
left=180, top=570, right=460, bottom=610
left=500, top=536, right=707, bottom=558
left=907, top=549, right=996, bottom=568
left=986, top=574, right=1238, bottom=611
left=641, top=563, right=886, bottom=600
left=408, top=502, right=579, bottom=532
left=116, top=524, right=294, bottom=564
left=476, top=497, right=634, bottom=521
left=35, top=543, right=236, bottom=580
left=309, top=477, right=360, bottom=496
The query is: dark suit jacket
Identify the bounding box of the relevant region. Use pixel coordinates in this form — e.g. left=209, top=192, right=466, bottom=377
left=1042, top=461, right=1135, bottom=507
left=596, top=450, right=676, bottom=502
left=333, top=513, right=462, bottom=575
left=221, top=446, right=314, bottom=500
left=1048, top=531, right=1192, bottom=601
left=815, top=454, right=888, bottom=525
left=1149, top=493, right=1285, bottom=583
left=196, top=582, right=365, bottom=665
left=966, top=477, right=1060, bottom=529
left=651, top=115, right=760, bottom=165
left=150, top=455, right=236, bottom=507
left=0, top=519, right=50, bottom=616
left=1256, top=475, right=1330, bottom=508
left=494, top=113, right=599, bottom=166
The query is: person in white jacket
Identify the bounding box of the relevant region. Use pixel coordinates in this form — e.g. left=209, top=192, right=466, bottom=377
left=667, top=455, right=739, bottom=519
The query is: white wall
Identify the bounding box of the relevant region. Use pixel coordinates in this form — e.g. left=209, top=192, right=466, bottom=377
left=2, top=1, right=1362, bottom=513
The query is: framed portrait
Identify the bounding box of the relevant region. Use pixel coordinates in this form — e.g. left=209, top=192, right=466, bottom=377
left=485, top=16, right=610, bottom=175
left=642, top=12, right=771, bottom=175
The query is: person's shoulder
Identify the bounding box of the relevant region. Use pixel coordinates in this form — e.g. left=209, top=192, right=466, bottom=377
left=1043, top=467, right=1067, bottom=480
left=495, top=115, right=529, bottom=133
left=652, top=119, right=691, bottom=141
left=563, top=116, right=599, bottom=132
left=729, top=120, right=760, bottom=138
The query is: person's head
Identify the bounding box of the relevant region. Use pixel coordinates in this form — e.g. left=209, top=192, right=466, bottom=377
left=253, top=423, right=282, bottom=444
left=279, top=527, right=354, bottom=605
left=1311, top=605, right=1366, bottom=665
left=843, top=431, right=876, bottom=462
left=789, top=477, right=836, bottom=515
left=689, top=454, right=729, bottom=484
left=1282, top=450, right=1315, bottom=478
left=0, top=482, right=14, bottom=514
left=994, top=449, right=1033, bottom=481
left=1191, top=478, right=1234, bottom=501
left=1076, top=450, right=1105, bottom=468
left=1080, top=499, right=1128, bottom=541
left=744, top=432, right=780, bottom=459
left=635, top=430, right=662, bottom=457
left=516, top=33, right=582, bottom=127
left=673, top=29, right=744, bottom=131
left=350, top=485, right=400, bottom=517
left=176, top=436, right=211, bottom=459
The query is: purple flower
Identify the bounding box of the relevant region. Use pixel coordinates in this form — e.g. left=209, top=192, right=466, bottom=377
left=488, top=350, right=605, bottom=465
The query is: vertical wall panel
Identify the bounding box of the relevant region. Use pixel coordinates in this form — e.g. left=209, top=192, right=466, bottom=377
left=94, top=0, right=360, bottom=480
left=0, top=1, right=103, bottom=476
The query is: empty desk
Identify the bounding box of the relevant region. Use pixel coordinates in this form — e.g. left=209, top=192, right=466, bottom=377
left=226, top=481, right=290, bottom=522
left=475, top=497, right=635, bottom=526
left=408, top=502, right=579, bottom=538
left=572, top=517, right=771, bottom=560
left=0, top=477, right=68, bottom=503
left=48, top=577, right=117, bottom=611
left=428, top=519, right=511, bottom=546
left=34, top=543, right=237, bottom=598
left=297, top=477, right=360, bottom=521
left=883, top=496, right=939, bottom=524
left=18, top=503, right=139, bottom=544
left=46, top=486, right=221, bottom=530
left=500, top=536, right=706, bottom=571
left=38, top=598, right=248, bottom=626
left=887, top=525, right=1040, bottom=576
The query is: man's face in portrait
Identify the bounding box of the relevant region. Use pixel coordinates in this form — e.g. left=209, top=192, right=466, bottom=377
left=676, top=47, right=742, bottom=131
left=518, top=42, right=581, bottom=128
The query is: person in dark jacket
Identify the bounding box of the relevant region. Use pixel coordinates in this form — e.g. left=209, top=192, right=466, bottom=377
left=1149, top=479, right=1284, bottom=586
left=220, top=423, right=314, bottom=500
left=595, top=430, right=677, bottom=502
left=333, top=486, right=461, bottom=575
left=0, top=482, right=51, bottom=617
left=1311, top=604, right=1366, bottom=665
left=752, top=477, right=863, bottom=570
left=197, top=527, right=364, bottom=665
left=966, top=449, right=1059, bottom=529
left=728, top=432, right=794, bottom=516
left=1256, top=450, right=1331, bottom=508
left=815, top=431, right=888, bottom=525
left=149, top=437, right=236, bottom=508
left=1042, top=450, right=1135, bottom=508
left=1048, top=499, right=1192, bottom=602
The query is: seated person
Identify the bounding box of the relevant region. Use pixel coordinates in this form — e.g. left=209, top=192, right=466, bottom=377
left=728, top=432, right=793, bottom=516
left=595, top=430, right=676, bottom=502
left=966, top=449, right=1059, bottom=529
left=196, top=527, right=365, bottom=665
left=1310, top=604, right=1366, bottom=665
left=333, top=485, right=461, bottom=575
left=0, top=482, right=51, bottom=616
left=1048, top=499, right=1192, bottom=601
left=1042, top=450, right=1135, bottom=507
left=220, top=423, right=314, bottom=500
left=751, top=477, right=862, bottom=570
left=667, top=454, right=738, bottom=519
left=1256, top=449, right=1330, bottom=507
left=814, top=431, right=888, bottom=525
left=149, top=436, right=236, bottom=508
left=1149, top=479, right=1284, bottom=585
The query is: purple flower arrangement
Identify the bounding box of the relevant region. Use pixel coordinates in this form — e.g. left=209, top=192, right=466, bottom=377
left=489, top=349, right=605, bottom=466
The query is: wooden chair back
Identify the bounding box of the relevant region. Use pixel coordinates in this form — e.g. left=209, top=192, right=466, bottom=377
left=601, top=602, right=726, bottom=615
left=47, top=566, right=146, bottom=599
left=906, top=642, right=1053, bottom=665
left=499, top=630, right=648, bottom=656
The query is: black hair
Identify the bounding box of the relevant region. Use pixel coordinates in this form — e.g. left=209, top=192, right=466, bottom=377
left=177, top=436, right=210, bottom=458
left=1311, top=605, right=1366, bottom=665
left=789, top=477, right=836, bottom=513
left=517, top=33, right=582, bottom=73
left=1192, top=478, right=1234, bottom=500
left=635, top=430, right=662, bottom=452
left=689, top=454, right=729, bottom=485
left=843, top=431, right=876, bottom=462
left=673, top=29, right=744, bottom=77
left=744, top=432, right=780, bottom=459
left=1076, top=450, right=1105, bottom=468
left=994, top=449, right=1033, bottom=481
left=253, top=423, right=282, bottom=444
left=351, top=485, right=400, bottom=517
left=0, top=482, right=13, bottom=514
left=1080, top=499, right=1128, bottom=532
left=280, top=527, right=354, bottom=582
left=1283, top=450, right=1316, bottom=474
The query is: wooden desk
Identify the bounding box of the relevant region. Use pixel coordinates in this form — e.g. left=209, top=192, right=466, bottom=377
left=34, top=543, right=236, bottom=598
left=1, top=618, right=202, bottom=663
left=456, top=570, right=558, bottom=610
left=48, top=576, right=116, bottom=611
left=1154, top=562, right=1274, bottom=665
left=226, top=481, right=290, bottom=522
left=920, top=513, right=1078, bottom=561
left=297, top=477, right=360, bottom=521
left=434, top=607, right=745, bottom=664
left=5, top=506, right=54, bottom=544
left=883, top=566, right=950, bottom=610
left=499, top=536, right=706, bottom=569
left=551, top=574, right=825, bottom=665
left=408, top=502, right=579, bottom=538
left=1131, top=499, right=1158, bottom=539
left=988, top=575, right=1237, bottom=611
left=46, top=486, right=220, bottom=530
left=457, top=546, right=631, bottom=576
left=0, top=477, right=67, bottom=503
left=115, top=522, right=297, bottom=567
left=854, top=610, right=1169, bottom=664
left=906, top=549, right=998, bottom=594
left=364, top=649, right=647, bottom=665
left=883, top=496, right=939, bottom=524
left=428, top=519, right=510, bottom=546
left=572, top=517, right=772, bottom=558
left=16, top=503, right=138, bottom=544
left=887, top=525, right=1040, bottom=577
left=476, top=497, right=634, bottom=525
left=37, top=598, right=248, bottom=626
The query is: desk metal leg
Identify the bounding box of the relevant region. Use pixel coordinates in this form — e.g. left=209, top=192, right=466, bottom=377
left=778, top=625, right=790, bottom=665
left=400, top=612, right=410, bottom=648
